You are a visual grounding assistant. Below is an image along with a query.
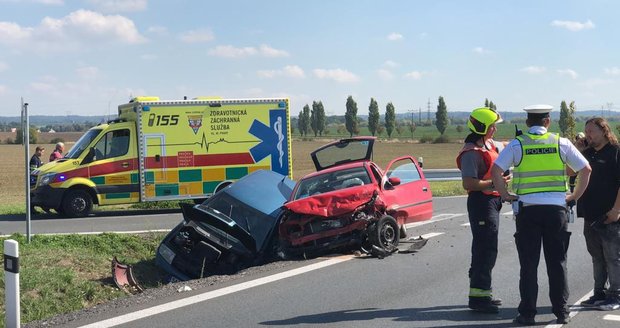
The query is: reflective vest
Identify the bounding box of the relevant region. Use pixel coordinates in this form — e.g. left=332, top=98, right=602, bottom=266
left=456, top=140, right=500, bottom=196
left=513, top=132, right=567, bottom=195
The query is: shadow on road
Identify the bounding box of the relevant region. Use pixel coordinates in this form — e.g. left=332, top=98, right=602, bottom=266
left=0, top=208, right=182, bottom=222
left=260, top=305, right=559, bottom=327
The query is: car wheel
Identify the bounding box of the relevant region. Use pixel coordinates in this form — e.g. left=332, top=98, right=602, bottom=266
left=62, top=189, right=93, bottom=218
left=369, top=215, right=400, bottom=252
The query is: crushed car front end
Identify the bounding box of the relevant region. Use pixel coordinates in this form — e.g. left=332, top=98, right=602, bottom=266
left=279, top=185, right=386, bottom=257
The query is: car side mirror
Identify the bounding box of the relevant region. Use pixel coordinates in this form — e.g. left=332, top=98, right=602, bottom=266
left=388, top=176, right=401, bottom=186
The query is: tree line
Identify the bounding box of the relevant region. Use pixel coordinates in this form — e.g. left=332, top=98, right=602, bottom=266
left=296, top=96, right=613, bottom=141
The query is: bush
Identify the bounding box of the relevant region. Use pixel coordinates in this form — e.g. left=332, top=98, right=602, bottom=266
left=433, top=135, right=451, bottom=144
left=419, top=135, right=434, bottom=143
left=50, top=137, right=65, bottom=144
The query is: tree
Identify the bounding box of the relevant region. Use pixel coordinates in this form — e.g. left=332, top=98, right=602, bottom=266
left=315, top=101, right=326, bottom=136
left=559, top=100, right=577, bottom=140
left=14, top=127, right=38, bottom=144
left=367, top=98, right=380, bottom=136
left=345, top=96, right=359, bottom=137
left=302, top=104, right=311, bottom=136
left=435, top=96, right=448, bottom=135
left=297, top=110, right=305, bottom=136
left=559, top=100, right=569, bottom=136
left=310, top=101, right=319, bottom=137
left=384, top=102, right=396, bottom=138
left=484, top=98, right=489, bottom=107
left=488, top=101, right=496, bottom=111
left=566, top=101, right=577, bottom=140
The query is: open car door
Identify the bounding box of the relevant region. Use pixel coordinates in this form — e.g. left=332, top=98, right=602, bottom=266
left=381, top=156, right=433, bottom=225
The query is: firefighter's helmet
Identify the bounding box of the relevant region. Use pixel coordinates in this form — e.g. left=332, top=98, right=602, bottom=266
left=467, top=107, right=502, bottom=135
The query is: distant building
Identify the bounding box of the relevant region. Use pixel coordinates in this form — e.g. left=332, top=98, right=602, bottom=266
left=10, top=128, right=16, bottom=133
left=48, top=129, right=56, bottom=133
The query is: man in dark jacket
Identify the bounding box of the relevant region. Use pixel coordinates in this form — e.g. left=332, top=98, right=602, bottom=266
left=576, top=117, right=620, bottom=311
left=29, top=146, right=45, bottom=172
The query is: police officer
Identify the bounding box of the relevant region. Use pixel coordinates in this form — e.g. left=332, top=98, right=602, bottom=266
left=491, top=104, right=591, bottom=325
left=456, top=107, right=508, bottom=313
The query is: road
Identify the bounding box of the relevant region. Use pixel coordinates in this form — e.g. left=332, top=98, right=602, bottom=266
left=5, top=197, right=620, bottom=327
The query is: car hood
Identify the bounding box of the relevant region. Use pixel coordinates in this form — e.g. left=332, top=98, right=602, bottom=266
left=181, top=203, right=257, bottom=253
left=283, top=184, right=380, bottom=217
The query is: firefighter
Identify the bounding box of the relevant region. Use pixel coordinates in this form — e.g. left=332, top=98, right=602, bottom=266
left=456, top=107, right=507, bottom=313
left=491, top=104, right=591, bottom=325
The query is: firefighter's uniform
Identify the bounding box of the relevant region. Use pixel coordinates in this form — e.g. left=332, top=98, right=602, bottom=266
left=493, top=104, right=589, bottom=324
left=456, top=107, right=504, bottom=313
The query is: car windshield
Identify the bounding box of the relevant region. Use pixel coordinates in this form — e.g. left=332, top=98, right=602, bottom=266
left=64, top=129, right=103, bottom=159
left=199, top=192, right=276, bottom=250
left=293, top=166, right=372, bottom=200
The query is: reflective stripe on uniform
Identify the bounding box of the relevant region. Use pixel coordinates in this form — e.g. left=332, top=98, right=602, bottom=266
left=469, top=287, right=492, bottom=297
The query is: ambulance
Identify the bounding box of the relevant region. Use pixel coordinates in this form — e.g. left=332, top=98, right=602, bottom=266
left=30, top=97, right=292, bottom=217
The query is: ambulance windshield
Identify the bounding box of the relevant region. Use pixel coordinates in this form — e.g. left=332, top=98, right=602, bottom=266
left=65, top=129, right=103, bottom=159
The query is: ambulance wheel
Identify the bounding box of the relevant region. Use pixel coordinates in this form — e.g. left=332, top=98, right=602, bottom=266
left=369, top=215, right=400, bottom=252
left=62, top=189, right=93, bottom=218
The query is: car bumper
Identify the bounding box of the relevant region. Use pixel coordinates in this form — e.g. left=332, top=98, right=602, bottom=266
left=30, top=185, right=65, bottom=209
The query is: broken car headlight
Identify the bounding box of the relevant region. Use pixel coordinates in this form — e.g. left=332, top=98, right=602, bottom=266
left=158, top=243, right=176, bottom=264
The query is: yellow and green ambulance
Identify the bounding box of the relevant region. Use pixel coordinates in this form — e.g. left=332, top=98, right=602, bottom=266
left=30, top=97, right=292, bottom=217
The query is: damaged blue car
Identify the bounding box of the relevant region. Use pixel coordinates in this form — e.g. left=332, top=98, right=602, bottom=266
left=156, top=170, right=295, bottom=281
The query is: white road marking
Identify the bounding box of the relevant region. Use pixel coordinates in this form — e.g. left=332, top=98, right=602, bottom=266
left=404, top=213, right=464, bottom=229
left=603, top=314, right=620, bottom=321
left=461, top=223, right=470, bottom=227
left=79, top=233, right=445, bottom=327
left=420, top=232, right=444, bottom=239
left=544, top=290, right=594, bottom=328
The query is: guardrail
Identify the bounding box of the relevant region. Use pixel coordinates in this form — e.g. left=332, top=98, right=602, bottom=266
left=422, top=169, right=461, bottom=181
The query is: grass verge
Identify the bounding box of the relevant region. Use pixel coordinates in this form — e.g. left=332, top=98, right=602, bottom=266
left=0, top=233, right=166, bottom=326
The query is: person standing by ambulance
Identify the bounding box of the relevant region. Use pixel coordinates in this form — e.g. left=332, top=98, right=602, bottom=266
left=456, top=107, right=507, bottom=313
left=491, top=104, right=591, bottom=325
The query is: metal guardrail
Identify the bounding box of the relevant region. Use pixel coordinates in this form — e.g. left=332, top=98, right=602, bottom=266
left=422, top=169, right=461, bottom=181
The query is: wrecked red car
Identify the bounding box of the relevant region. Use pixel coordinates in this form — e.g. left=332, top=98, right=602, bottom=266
left=278, top=137, right=433, bottom=258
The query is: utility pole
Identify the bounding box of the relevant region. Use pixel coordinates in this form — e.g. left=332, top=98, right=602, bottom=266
left=427, top=98, right=431, bottom=123
left=408, top=109, right=415, bottom=139
left=418, top=107, right=422, bottom=124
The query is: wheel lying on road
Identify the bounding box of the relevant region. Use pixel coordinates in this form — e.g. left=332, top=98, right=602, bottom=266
left=368, top=215, right=400, bottom=254
left=62, top=189, right=93, bottom=217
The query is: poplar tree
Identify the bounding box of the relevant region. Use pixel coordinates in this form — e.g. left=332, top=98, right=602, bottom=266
left=367, top=98, right=380, bottom=136
left=385, top=102, right=396, bottom=138
left=435, top=96, right=448, bottom=135
left=345, top=96, right=359, bottom=137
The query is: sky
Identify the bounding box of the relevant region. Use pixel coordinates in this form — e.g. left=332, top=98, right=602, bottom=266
left=0, top=0, right=619, bottom=117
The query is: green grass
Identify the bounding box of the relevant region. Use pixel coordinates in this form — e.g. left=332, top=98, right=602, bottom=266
left=0, top=233, right=166, bottom=326
left=429, top=181, right=464, bottom=197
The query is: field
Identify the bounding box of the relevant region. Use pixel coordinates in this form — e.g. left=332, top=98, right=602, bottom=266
left=0, top=139, right=464, bottom=209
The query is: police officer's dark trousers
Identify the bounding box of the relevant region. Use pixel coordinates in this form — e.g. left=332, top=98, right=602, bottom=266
left=514, top=205, right=571, bottom=318
left=467, top=192, right=501, bottom=295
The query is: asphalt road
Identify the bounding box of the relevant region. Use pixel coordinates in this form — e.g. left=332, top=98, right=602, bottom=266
left=5, top=197, right=620, bottom=327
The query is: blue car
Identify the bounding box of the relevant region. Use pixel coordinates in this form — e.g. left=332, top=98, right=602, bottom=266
left=156, top=170, right=295, bottom=281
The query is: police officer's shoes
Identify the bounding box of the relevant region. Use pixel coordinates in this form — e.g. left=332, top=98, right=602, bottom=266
left=513, top=315, right=535, bottom=326
left=556, top=315, right=570, bottom=324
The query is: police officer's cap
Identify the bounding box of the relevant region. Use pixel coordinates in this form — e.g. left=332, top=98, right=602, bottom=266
left=523, top=104, right=553, bottom=114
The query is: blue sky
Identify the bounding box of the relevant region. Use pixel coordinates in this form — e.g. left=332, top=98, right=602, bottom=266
left=0, top=0, right=618, bottom=117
